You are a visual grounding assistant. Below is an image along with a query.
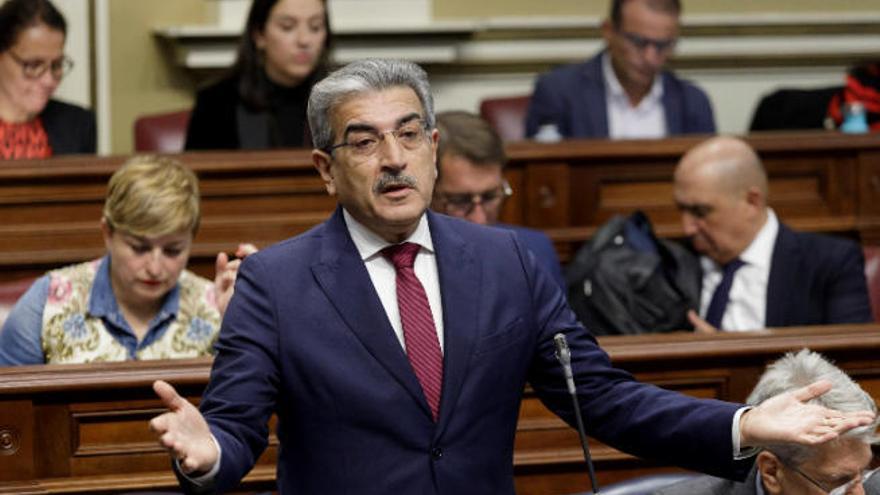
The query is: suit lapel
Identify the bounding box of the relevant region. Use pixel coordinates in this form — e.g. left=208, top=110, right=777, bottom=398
left=661, top=71, right=683, bottom=135
left=765, top=224, right=798, bottom=327
left=427, top=213, right=480, bottom=434
left=311, top=208, right=429, bottom=415
left=581, top=55, right=609, bottom=137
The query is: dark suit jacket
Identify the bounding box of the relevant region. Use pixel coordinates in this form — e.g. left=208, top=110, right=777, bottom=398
left=525, top=51, right=715, bottom=139
left=656, top=465, right=880, bottom=495
left=184, top=75, right=310, bottom=150
left=763, top=224, right=870, bottom=326
left=494, top=222, right=565, bottom=290
left=193, top=207, right=749, bottom=494
left=40, top=99, right=96, bottom=155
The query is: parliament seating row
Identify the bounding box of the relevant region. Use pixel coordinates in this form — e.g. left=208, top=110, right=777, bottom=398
left=1, top=324, right=878, bottom=494
left=4, top=131, right=880, bottom=281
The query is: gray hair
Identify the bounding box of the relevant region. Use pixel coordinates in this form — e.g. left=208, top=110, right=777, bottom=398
left=748, top=349, right=878, bottom=465
left=307, top=58, right=435, bottom=151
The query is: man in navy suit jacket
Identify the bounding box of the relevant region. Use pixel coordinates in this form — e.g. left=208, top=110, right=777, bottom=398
left=525, top=0, right=714, bottom=140
left=148, top=59, right=875, bottom=495
left=674, top=136, right=873, bottom=332
left=431, top=111, right=565, bottom=290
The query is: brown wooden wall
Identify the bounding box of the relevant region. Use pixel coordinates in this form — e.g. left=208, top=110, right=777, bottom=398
left=1, top=324, right=878, bottom=494
left=3, top=131, right=880, bottom=284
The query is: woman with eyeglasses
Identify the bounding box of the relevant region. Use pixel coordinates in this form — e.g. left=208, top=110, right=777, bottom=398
left=0, top=0, right=95, bottom=160
left=185, top=0, right=331, bottom=150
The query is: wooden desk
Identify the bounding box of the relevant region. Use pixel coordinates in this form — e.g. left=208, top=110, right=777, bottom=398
left=3, top=131, right=880, bottom=282
left=503, top=131, right=880, bottom=262
left=2, top=324, right=878, bottom=494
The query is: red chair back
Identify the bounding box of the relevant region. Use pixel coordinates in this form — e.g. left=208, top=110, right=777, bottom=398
left=133, top=110, right=191, bottom=153
left=479, top=95, right=531, bottom=142
left=863, top=246, right=880, bottom=322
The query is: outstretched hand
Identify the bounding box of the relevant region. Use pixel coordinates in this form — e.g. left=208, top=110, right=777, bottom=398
left=149, top=380, right=219, bottom=475
left=739, top=379, right=876, bottom=448
left=214, top=243, right=259, bottom=316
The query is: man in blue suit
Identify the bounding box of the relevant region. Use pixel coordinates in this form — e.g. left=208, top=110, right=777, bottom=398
left=431, top=110, right=565, bottom=290
left=674, top=136, right=873, bottom=332
left=149, top=59, right=874, bottom=495
left=525, top=0, right=714, bottom=140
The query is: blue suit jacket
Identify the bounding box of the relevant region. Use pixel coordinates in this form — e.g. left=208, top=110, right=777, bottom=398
left=196, top=207, right=748, bottom=494
left=494, top=223, right=565, bottom=290
left=764, top=224, right=872, bottom=326
left=525, top=52, right=715, bottom=139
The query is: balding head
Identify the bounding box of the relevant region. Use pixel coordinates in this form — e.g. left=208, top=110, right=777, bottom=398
left=676, top=136, right=768, bottom=199
left=673, top=136, right=769, bottom=264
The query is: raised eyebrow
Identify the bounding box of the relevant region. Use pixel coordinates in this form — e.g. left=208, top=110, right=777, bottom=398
left=396, top=113, right=422, bottom=128
left=342, top=123, right=380, bottom=140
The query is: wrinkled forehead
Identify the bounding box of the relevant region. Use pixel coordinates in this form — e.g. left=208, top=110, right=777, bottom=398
left=329, top=86, right=425, bottom=134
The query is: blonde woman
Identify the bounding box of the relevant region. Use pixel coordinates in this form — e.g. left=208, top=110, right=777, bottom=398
left=0, top=156, right=252, bottom=364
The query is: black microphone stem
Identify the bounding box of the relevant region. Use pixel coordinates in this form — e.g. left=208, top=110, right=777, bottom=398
left=569, top=390, right=600, bottom=494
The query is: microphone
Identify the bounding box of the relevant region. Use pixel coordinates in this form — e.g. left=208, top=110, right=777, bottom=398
left=554, top=333, right=601, bottom=494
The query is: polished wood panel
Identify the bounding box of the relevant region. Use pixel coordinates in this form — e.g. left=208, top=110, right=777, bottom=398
left=3, top=131, right=878, bottom=285
left=2, top=324, right=878, bottom=494
left=503, top=131, right=880, bottom=261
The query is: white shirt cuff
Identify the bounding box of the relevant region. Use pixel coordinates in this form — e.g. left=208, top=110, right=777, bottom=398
left=732, top=406, right=760, bottom=460
left=176, top=434, right=222, bottom=484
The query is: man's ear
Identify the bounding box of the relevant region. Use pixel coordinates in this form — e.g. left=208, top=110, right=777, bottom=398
left=745, top=186, right=765, bottom=209
left=601, top=18, right=615, bottom=44
left=430, top=128, right=440, bottom=179
left=312, top=149, right=337, bottom=196
left=756, top=451, right=784, bottom=494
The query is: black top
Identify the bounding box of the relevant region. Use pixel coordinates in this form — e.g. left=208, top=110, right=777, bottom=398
left=41, top=99, right=96, bottom=155
left=185, top=74, right=312, bottom=150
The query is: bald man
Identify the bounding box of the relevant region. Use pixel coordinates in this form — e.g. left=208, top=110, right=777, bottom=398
left=673, top=136, right=872, bottom=332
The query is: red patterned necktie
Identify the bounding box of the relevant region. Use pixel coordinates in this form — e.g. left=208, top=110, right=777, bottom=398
left=382, top=242, right=443, bottom=421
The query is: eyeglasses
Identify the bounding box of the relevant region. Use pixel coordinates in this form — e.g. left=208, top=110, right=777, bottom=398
left=439, top=180, right=512, bottom=216
left=7, top=51, right=73, bottom=80
left=617, top=30, right=677, bottom=54
left=786, top=461, right=878, bottom=495
left=326, top=118, right=430, bottom=159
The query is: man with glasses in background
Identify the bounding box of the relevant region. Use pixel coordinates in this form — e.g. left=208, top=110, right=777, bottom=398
left=432, top=111, right=564, bottom=289
left=526, top=0, right=714, bottom=140
left=658, top=349, right=879, bottom=495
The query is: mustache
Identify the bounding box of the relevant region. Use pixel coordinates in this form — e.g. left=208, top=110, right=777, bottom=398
left=374, top=173, right=417, bottom=194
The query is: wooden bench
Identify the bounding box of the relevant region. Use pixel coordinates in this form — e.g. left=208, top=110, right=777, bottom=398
left=1, top=324, right=878, bottom=494
left=2, top=131, right=879, bottom=283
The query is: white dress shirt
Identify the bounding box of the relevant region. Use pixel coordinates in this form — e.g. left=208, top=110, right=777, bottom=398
left=699, top=209, right=779, bottom=332
left=601, top=53, right=667, bottom=139
left=343, top=209, right=445, bottom=353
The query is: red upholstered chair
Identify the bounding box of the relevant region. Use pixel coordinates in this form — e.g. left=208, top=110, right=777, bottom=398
left=478, top=95, right=531, bottom=142
left=862, top=246, right=880, bottom=322
left=133, top=110, right=191, bottom=153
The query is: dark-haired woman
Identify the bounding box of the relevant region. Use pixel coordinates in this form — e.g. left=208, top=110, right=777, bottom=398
left=185, top=0, right=330, bottom=150
left=0, top=0, right=95, bottom=159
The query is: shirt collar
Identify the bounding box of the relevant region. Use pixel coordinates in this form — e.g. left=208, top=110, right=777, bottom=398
left=88, top=255, right=181, bottom=324
left=601, top=52, right=664, bottom=107
left=343, top=208, right=434, bottom=261
left=738, top=208, right=779, bottom=270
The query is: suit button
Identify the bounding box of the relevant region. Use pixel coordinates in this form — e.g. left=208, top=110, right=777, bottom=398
left=431, top=447, right=443, bottom=460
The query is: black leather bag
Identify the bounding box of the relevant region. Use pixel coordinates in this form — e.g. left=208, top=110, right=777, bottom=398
left=565, top=211, right=700, bottom=335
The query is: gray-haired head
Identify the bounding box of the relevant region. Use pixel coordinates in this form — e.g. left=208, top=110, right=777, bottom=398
left=748, top=349, right=878, bottom=465
left=307, top=58, right=435, bottom=151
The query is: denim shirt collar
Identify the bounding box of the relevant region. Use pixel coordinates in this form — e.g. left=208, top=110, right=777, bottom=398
left=87, top=256, right=181, bottom=346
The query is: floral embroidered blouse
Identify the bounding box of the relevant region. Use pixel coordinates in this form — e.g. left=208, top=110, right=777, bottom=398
left=0, top=257, right=221, bottom=365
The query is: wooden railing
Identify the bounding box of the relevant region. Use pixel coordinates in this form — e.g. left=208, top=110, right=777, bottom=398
left=2, top=131, right=880, bottom=282
left=2, top=324, right=878, bottom=494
